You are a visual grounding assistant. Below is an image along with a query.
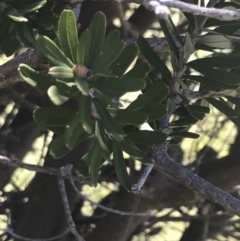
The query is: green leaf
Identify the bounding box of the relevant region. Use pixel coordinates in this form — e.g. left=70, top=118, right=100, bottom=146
left=18, top=64, right=54, bottom=91
left=37, top=35, right=74, bottom=67
left=6, top=8, right=28, bottom=22
left=125, top=62, right=151, bottom=79
left=170, top=126, right=188, bottom=133
left=58, top=10, right=78, bottom=63
left=194, top=34, right=231, bottom=49
left=127, top=130, right=167, bottom=145
left=226, top=96, right=240, bottom=107
left=168, top=16, right=184, bottom=45
left=112, top=142, right=131, bottom=191
left=75, top=77, right=89, bottom=96
left=95, top=120, right=111, bottom=162
left=116, top=137, right=152, bottom=164
left=187, top=64, right=240, bottom=86
left=228, top=115, right=240, bottom=130
left=90, top=81, right=119, bottom=107
left=184, top=75, right=237, bottom=89
left=186, top=105, right=210, bottom=113
left=64, top=113, right=83, bottom=149
left=183, top=32, right=195, bottom=56
left=75, top=159, right=89, bottom=178
left=170, top=117, right=198, bottom=126
left=109, top=44, right=139, bottom=78
left=49, top=134, right=71, bottom=159
left=45, top=126, right=65, bottom=135
left=96, top=76, right=145, bottom=95
left=140, top=104, right=168, bottom=122
left=89, top=12, right=106, bottom=66
left=77, top=29, right=91, bottom=65
left=205, top=97, right=237, bottom=118
left=89, top=141, right=103, bottom=187
left=34, top=107, right=76, bottom=127
left=48, top=66, right=74, bottom=80
left=48, top=84, right=79, bottom=105
left=137, top=36, right=171, bottom=79
left=159, top=19, right=179, bottom=59
left=92, top=39, right=124, bottom=73
left=77, top=95, right=93, bottom=133
left=108, top=108, right=148, bottom=126
left=92, top=98, right=126, bottom=137
left=128, top=83, right=169, bottom=111
left=19, top=0, right=46, bottom=13
left=187, top=110, right=205, bottom=120
left=103, top=29, right=120, bottom=46
left=17, top=22, right=36, bottom=48
left=116, top=137, right=143, bottom=159
left=169, top=132, right=200, bottom=139
left=188, top=55, right=240, bottom=69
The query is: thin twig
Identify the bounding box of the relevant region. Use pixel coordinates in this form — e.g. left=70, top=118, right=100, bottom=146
left=131, top=163, right=154, bottom=193
left=0, top=155, right=90, bottom=185
left=0, top=228, right=70, bottom=241
left=58, top=166, right=85, bottom=241
left=69, top=178, right=155, bottom=216
left=153, top=150, right=240, bottom=217
left=128, top=0, right=240, bottom=21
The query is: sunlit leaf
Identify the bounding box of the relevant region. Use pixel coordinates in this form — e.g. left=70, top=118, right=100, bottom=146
left=48, top=66, right=74, bottom=80
left=6, top=8, right=28, bottom=22
left=19, top=0, right=47, bottom=13
left=75, top=77, right=89, bottom=96
left=48, top=84, right=78, bottom=105
left=37, top=35, right=74, bottom=67
left=194, top=34, right=231, bottom=48
left=18, top=64, right=54, bottom=91
left=58, top=10, right=78, bottom=63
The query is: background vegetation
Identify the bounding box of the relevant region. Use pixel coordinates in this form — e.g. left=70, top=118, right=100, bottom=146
left=1, top=0, right=240, bottom=240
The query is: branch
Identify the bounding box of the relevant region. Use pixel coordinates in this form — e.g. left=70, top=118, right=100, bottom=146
left=0, top=155, right=90, bottom=185
left=128, top=0, right=240, bottom=21
left=0, top=49, right=47, bottom=89
left=131, top=163, right=154, bottom=193
left=69, top=178, right=155, bottom=216
left=153, top=148, right=240, bottom=217
left=0, top=228, right=70, bottom=241
left=58, top=165, right=85, bottom=241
